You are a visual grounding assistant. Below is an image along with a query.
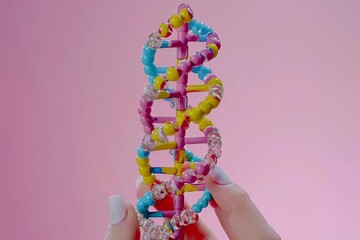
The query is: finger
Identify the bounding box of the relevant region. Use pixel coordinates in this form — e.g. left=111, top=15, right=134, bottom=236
left=104, top=195, right=140, bottom=240
left=136, top=177, right=216, bottom=239
left=206, top=166, right=281, bottom=240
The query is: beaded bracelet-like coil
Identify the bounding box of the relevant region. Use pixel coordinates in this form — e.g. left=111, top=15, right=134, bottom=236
left=136, top=4, right=224, bottom=240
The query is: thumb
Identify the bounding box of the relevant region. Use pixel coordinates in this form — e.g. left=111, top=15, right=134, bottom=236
left=205, top=166, right=281, bottom=240
left=104, top=195, right=140, bottom=240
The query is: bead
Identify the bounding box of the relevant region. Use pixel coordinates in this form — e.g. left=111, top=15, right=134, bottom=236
left=197, top=198, right=208, bottom=208
left=137, top=199, right=149, bottom=213
left=149, top=225, right=169, bottom=240
left=202, top=190, right=212, bottom=201
left=163, top=121, right=177, bottom=135
left=198, top=66, right=212, bottom=80
left=192, top=22, right=205, bottom=35
left=143, top=126, right=153, bottom=134
left=207, top=35, right=221, bottom=50
left=151, top=127, right=168, bottom=142
left=177, top=60, right=192, bottom=73
left=209, top=84, right=224, bottom=101
left=141, top=54, right=155, bottom=65
left=190, top=52, right=205, bottom=66
left=143, top=44, right=156, bottom=55
left=148, top=75, right=156, bottom=84
left=141, top=135, right=156, bottom=151
left=205, top=95, right=220, bottom=108
left=169, top=14, right=184, bottom=28
left=200, top=48, right=214, bottom=61
left=207, top=77, right=223, bottom=86
left=139, top=166, right=151, bottom=176
left=194, top=162, right=210, bottom=177
left=144, top=85, right=159, bottom=101
left=178, top=6, right=193, bottom=23
left=146, top=32, right=162, bottom=49
left=142, top=218, right=156, bottom=232
left=185, top=150, right=194, bottom=161
left=180, top=209, right=198, bottom=226
left=208, top=146, right=222, bottom=158
left=154, top=76, right=167, bottom=90
left=136, top=157, right=150, bottom=168
left=207, top=43, right=219, bottom=57
left=176, top=113, right=191, bottom=129
left=191, top=156, right=202, bottom=162
left=143, top=191, right=155, bottom=206
left=139, top=96, right=153, bottom=107
left=166, top=66, right=181, bottom=81
left=144, top=64, right=157, bottom=76
left=152, top=183, right=168, bottom=201
left=208, top=133, right=222, bottom=148
left=199, top=118, right=213, bottom=132
left=183, top=169, right=197, bottom=183
left=185, top=107, right=203, bottom=122
left=166, top=176, right=184, bottom=193
left=192, top=65, right=202, bottom=73
left=137, top=146, right=150, bottom=158
left=158, top=23, right=172, bottom=38
left=163, top=221, right=174, bottom=234
left=198, top=101, right=212, bottom=115
left=143, top=175, right=156, bottom=185
left=170, top=215, right=182, bottom=231
left=191, top=203, right=202, bottom=213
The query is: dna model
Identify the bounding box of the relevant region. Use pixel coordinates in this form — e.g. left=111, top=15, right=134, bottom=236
left=136, top=4, right=224, bottom=240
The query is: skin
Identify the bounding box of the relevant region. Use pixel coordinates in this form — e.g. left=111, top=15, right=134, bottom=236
left=104, top=172, right=281, bottom=240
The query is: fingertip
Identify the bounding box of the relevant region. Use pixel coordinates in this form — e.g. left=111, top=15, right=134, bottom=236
left=108, top=195, right=128, bottom=225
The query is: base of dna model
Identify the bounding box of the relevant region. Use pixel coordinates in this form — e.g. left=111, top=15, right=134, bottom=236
left=136, top=4, right=224, bottom=240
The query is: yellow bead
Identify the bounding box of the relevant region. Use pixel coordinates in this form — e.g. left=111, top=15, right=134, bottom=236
left=185, top=108, right=203, bottom=122
left=208, top=77, right=223, bottom=87
left=205, top=95, right=220, bottom=108
left=199, top=118, right=213, bottom=132
left=154, top=76, right=166, bottom=90
left=136, top=157, right=149, bottom=167
left=169, top=14, right=184, bottom=28
left=176, top=112, right=190, bottom=129
left=151, top=128, right=162, bottom=142
left=179, top=8, right=193, bottom=23
left=207, top=44, right=219, bottom=57
left=163, top=121, right=176, bottom=135
left=198, top=101, right=212, bottom=115
left=143, top=175, right=156, bottom=185
left=158, top=23, right=172, bottom=38
left=166, top=66, right=180, bottom=81
left=139, top=166, right=151, bottom=176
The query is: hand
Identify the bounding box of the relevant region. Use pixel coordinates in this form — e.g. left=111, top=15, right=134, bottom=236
left=104, top=166, right=281, bottom=240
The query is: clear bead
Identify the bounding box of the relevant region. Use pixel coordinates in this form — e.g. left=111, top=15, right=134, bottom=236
left=208, top=146, right=222, bottom=158
left=209, top=84, right=224, bottom=100
left=152, top=183, right=168, bottom=201
left=204, top=152, right=217, bottom=167
left=158, top=127, right=169, bottom=142
left=142, top=218, right=155, bottom=232
left=208, top=134, right=222, bottom=148
left=170, top=215, right=182, bottom=231
left=146, top=32, right=163, bottom=49
left=165, top=176, right=183, bottom=193
left=149, top=225, right=169, bottom=240
left=141, top=134, right=156, bottom=151
left=144, top=85, right=159, bottom=101
left=180, top=209, right=198, bottom=226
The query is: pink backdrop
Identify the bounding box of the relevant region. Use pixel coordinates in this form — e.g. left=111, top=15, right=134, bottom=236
left=1, top=0, right=360, bottom=239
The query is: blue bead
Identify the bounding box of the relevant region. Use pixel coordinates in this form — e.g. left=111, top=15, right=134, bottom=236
left=199, top=198, right=208, bottom=208
left=198, top=66, right=212, bottom=80
left=143, top=191, right=155, bottom=206
left=185, top=150, right=194, bottom=161
left=136, top=199, right=149, bottom=213
left=143, top=44, right=156, bottom=55
left=192, top=65, right=203, bottom=73
left=191, top=156, right=202, bottom=162
left=203, top=26, right=214, bottom=35
left=137, top=146, right=150, bottom=158
left=192, top=22, right=205, bottom=35
left=144, top=64, right=157, bottom=76
left=141, top=55, right=154, bottom=65
left=160, top=40, right=169, bottom=48
left=203, top=190, right=212, bottom=201
left=148, top=75, right=156, bottom=84
left=189, top=19, right=197, bottom=29
left=191, top=203, right=202, bottom=213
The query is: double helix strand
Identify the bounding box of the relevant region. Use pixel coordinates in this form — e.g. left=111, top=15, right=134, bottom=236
left=136, top=4, right=224, bottom=240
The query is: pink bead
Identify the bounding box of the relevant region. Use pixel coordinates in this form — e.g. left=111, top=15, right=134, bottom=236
left=190, top=52, right=205, bottom=66
left=200, top=48, right=214, bottom=61
left=138, top=106, right=151, bottom=115
left=207, top=36, right=221, bottom=50
left=204, top=126, right=216, bottom=137
left=140, top=116, right=153, bottom=127
left=195, top=162, right=210, bottom=176
left=139, top=96, right=153, bottom=107
left=178, top=60, right=193, bottom=73
left=183, top=169, right=197, bottom=183
left=204, top=73, right=217, bottom=84
left=143, top=126, right=153, bottom=134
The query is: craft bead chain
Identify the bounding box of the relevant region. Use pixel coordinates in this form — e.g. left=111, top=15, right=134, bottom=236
left=136, top=4, right=224, bottom=240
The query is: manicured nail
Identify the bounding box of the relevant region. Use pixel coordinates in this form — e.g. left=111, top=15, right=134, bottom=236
left=210, top=165, right=232, bottom=185
left=135, top=175, right=143, bottom=189
left=108, top=195, right=127, bottom=224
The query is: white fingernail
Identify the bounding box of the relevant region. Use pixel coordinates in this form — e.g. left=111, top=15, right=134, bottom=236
left=135, top=175, right=143, bottom=189
left=108, top=195, right=127, bottom=224
left=210, top=165, right=232, bottom=185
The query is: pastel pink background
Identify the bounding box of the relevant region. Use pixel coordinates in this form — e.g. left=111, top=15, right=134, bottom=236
left=1, top=0, right=359, bottom=239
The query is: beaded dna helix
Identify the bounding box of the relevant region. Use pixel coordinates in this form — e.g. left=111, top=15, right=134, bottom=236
left=136, top=4, right=224, bottom=240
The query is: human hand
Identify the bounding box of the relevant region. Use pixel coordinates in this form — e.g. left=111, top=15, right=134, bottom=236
left=104, top=166, right=281, bottom=240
